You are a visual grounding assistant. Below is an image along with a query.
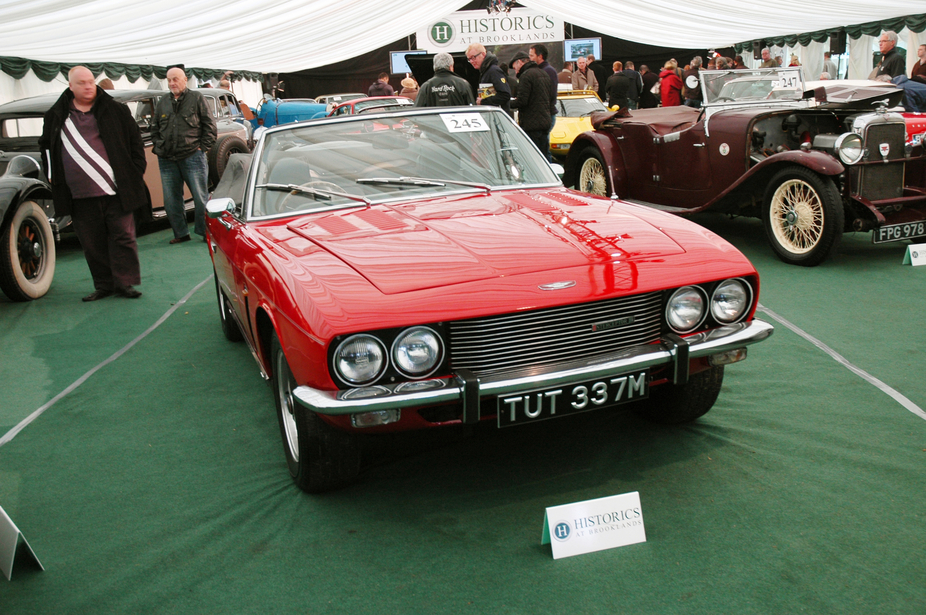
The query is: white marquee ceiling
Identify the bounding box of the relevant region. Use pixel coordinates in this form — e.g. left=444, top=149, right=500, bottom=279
left=0, top=0, right=916, bottom=73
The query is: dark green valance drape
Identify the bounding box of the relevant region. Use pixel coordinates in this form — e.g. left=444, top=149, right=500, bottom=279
left=0, top=56, right=262, bottom=83
left=733, top=13, right=925, bottom=53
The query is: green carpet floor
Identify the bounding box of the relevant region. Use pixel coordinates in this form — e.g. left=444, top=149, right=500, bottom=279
left=1, top=216, right=924, bottom=613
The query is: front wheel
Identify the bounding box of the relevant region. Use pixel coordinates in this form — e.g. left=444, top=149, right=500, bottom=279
left=0, top=200, right=56, bottom=301
left=634, top=365, right=724, bottom=424
left=271, top=334, right=360, bottom=493
left=762, top=166, right=843, bottom=267
left=576, top=149, right=610, bottom=196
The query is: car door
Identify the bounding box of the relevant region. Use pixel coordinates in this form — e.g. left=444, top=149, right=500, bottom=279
left=653, top=122, right=713, bottom=197
left=209, top=200, right=256, bottom=345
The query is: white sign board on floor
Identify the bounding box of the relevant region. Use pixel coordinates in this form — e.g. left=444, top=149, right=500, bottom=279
left=541, top=491, right=646, bottom=559
left=902, top=243, right=926, bottom=266
left=0, top=504, right=43, bottom=581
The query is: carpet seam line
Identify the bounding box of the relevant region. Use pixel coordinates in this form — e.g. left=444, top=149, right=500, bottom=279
left=0, top=275, right=214, bottom=448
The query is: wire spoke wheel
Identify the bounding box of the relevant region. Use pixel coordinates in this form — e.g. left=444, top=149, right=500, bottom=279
left=762, top=166, right=843, bottom=267
left=578, top=152, right=608, bottom=196
left=768, top=179, right=824, bottom=254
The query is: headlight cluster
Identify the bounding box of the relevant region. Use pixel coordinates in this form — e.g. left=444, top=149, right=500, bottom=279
left=834, top=132, right=863, bottom=165
left=665, top=278, right=752, bottom=334
left=333, top=326, right=444, bottom=386
left=812, top=132, right=864, bottom=165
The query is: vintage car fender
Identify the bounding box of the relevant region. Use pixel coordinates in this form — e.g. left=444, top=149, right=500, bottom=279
left=1, top=166, right=53, bottom=230
left=565, top=130, right=628, bottom=196
left=685, top=149, right=847, bottom=215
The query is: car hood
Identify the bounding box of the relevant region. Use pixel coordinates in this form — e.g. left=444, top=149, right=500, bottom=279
left=279, top=189, right=686, bottom=295
left=552, top=116, right=593, bottom=140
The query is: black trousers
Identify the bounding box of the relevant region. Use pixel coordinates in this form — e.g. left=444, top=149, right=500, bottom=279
left=71, top=195, right=141, bottom=291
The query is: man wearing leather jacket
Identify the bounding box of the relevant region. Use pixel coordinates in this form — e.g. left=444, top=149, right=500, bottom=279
left=415, top=53, right=475, bottom=107
left=150, top=66, right=217, bottom=243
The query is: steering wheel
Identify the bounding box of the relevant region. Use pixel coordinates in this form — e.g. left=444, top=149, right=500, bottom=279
left=278, top=181, right=343, bottom=212
left=714, top=96, right=735, bottom=102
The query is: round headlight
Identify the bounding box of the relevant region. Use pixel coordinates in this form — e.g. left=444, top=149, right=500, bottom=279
left=392, top=326, right=443, bottom=378
left=334, top=334, right=386, bottom=385
left=711, top=278, right=752, bottom=324
left=835, top=132, right=863, bottom=165
left=666, top=286, right=706, bottom=333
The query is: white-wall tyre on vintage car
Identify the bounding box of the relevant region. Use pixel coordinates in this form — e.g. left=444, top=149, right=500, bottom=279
left=271, top=333, right=361, bottom=493
left=634, top=365, right=724, bottom=425
left=762, top=166, right=843, bottom=267
left=0, top=200, right=56, bottom=301
left=577, top=149, right=609, bottom=196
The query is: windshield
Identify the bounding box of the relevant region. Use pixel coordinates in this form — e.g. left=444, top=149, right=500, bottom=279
left=701, top=68, right=804, bottom=105
left=249, top=108, right=560, bottom=218
left=558, top=96, right=607, bottom=117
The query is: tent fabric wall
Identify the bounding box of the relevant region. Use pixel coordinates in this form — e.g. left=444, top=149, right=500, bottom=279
left=0, top=1, right=917, bottom=73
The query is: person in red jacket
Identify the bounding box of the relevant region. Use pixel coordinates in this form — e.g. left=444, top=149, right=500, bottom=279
left=659, top=61, right=683, bottom=107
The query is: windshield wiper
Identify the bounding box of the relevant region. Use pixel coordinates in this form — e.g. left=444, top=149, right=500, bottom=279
left=257, top=182, right=371, bottom=205
left=356, top=176, right=491, bottom=194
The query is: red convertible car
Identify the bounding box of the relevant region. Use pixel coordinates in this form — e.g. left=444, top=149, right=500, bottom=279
left=205, top=106, right=773, bottom=492
left=565, top=69, right=926, bottom=266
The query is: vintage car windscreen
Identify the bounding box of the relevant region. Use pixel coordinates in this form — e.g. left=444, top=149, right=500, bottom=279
left=249, top=109, right=560, bottom=218
left=701, top=68, right=804, bottom=105
left=558, top=96, right=607, bottom=116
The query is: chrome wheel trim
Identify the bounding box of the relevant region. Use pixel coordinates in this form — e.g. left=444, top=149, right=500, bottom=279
left=579, top=156, right=607, bottom=196
left=769, top=179, right=824, bottom=255
left=275, top=351, right=299, bottom=462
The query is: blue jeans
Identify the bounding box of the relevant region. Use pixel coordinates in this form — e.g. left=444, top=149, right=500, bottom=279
left=159, top=150, right=209, bottom=238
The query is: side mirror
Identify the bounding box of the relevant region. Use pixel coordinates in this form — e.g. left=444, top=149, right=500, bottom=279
left=549, top=162, right=565, bottom=179
left=206, top=198, right=235, bottom=218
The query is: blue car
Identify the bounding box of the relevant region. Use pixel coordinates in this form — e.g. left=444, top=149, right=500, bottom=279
left=249, top=95, right=328, bottom=129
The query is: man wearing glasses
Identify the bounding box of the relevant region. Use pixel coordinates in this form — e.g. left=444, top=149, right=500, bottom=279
left=875, top=31, right=906, bottom=79
left=465, top=43, right=511, bottom=116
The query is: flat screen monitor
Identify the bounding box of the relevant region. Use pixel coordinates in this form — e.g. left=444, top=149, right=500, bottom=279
left=564, top=38, right=602, bottom=62
left=390, top=50, right=428, bottom=75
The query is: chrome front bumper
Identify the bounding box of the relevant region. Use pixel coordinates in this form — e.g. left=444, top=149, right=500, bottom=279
left=293, top=319, right=774, bottom=422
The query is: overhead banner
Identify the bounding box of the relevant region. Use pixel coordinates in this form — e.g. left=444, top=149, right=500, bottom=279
left=417, top=8, right=565, bottom=54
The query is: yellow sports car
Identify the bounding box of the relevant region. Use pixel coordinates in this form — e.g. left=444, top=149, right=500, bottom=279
left=550, top=90, right=607, bottom=159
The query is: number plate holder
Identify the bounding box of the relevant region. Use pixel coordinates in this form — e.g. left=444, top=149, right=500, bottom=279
left=497, top=371, right=648, bottom=428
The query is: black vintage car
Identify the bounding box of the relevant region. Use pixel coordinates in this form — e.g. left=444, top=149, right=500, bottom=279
left=565, top=69, right=926, bottom=266
left=0, top=88, right=250, bottom=301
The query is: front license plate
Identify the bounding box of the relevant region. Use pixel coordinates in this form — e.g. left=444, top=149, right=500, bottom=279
left=873, top=221, right=926, bottom=243
left=497, top=371, right=648, bottom=428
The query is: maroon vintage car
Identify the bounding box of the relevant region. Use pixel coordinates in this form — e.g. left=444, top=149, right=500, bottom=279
left=205, top=106, right=773, bottom=492
left=565, top=69, right=926, bottom=266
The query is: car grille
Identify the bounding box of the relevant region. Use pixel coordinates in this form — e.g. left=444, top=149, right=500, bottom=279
left=448, top=292, right=663, bottom=377
left=854, top=123, right=906, bottom=201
